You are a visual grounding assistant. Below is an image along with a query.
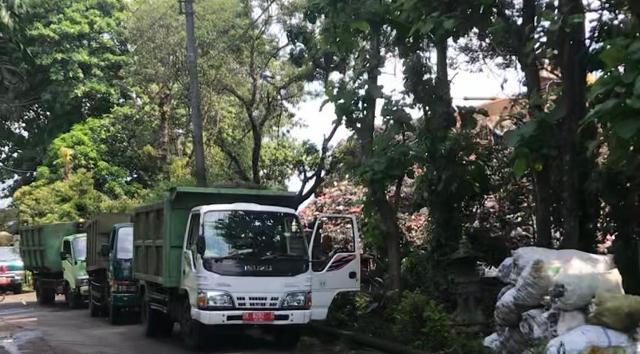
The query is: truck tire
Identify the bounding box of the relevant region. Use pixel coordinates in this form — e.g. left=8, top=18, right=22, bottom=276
left=12, top=284, right=22, bottom=294
left=273, top=327, right=301, bottom=350
left=180, top=300, right=206, bottom=350
left=142, top=299, right=172, bottom=338
left=108, top=301, right=120, bottom=325
left=89, top=292, right=100, bottom=317
left=65, top=285, right=80, bottom=309
left=36, top=287, right=55, bottom=305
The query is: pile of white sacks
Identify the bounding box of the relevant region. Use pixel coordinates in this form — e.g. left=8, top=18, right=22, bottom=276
left=484, top=247, right=640, bottom=353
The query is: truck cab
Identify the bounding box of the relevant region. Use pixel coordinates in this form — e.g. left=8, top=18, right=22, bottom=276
left=100, top=223, right=138, bottom=321
left=179, top=203, right=359, bottom=348
left=60, top=233, right=89, bottom=308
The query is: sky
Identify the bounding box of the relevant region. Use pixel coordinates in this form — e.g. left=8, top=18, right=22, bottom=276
left=287, top=58, right=523, bottom=194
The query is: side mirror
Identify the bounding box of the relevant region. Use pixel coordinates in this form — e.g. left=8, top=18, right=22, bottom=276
left=196, top=235, right=205, bottom=255
left=60, top=251, right=67, bottom=261
left=100, top=244, right=110, bottom=257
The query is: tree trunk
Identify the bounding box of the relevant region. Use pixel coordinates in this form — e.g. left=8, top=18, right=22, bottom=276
left=517, top=0, right=554, bottom=247
left=533, top=168, right=553, bottom=247
left=251, top=125, right=262, bottom=185
left=558, top=0, right=587, bottom=249
left=158, top=91, right=171, bottom=164
left=611, top=193, right=640, bottom=294
left=433, top=39, right=455, bottom=131
left=359, top=24, right=403, bottom=291
left=184, top=0, right=207, bottom=187
left=369, top=183, right=403, bottom=291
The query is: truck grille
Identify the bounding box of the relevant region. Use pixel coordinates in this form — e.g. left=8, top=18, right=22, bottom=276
left=235, top=295, right=280, bottom=309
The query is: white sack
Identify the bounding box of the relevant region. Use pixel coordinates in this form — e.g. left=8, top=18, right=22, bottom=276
left=554, top=310, right=586, bottom=336
left=544, top=325, right=633, bottom=354
left=519, top=308, right=548, bottom=340
left=500, top=327, right=529, bottom=354
left=520, top=309, right=587, bottom=341
left=510, top=247, right=615, bottom=284
left=483, top=332, right=501, bottom=351
left=494, top=288, right=522, bottom=327
left=497, top=285, right=513, bottom=302
left=551, top=268, right=624, bottom=310
left=512, top=259, right=553, bottom=307
left=497, top=257, right=514, bottom=284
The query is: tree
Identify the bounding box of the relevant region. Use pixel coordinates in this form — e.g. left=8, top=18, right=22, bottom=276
left=393, top=0, right=493, bottom=259
left=556, top=0, right=588, bottom=249
left=488, top=0, right=556, bottom=247
left=585, top=0, right=640, bottom=292
left=0, top=0, right=128, bottom=189
left=299, top=0, right=406, bottom=290
left=205, top=0, right=308, bottom=186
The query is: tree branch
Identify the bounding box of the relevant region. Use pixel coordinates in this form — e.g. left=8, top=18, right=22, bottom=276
left=215, top=135, right=251, bottom=182
left=297, top=118, right=341, bottom=203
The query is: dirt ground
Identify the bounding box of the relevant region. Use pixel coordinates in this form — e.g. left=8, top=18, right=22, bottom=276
left=0, top=292, right=380, bottom=354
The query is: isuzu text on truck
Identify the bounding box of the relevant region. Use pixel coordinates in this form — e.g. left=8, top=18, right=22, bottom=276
left=134, top=187, right=360, bottom=349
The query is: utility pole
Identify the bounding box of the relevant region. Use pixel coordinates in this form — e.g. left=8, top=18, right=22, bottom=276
left=181, top=0, right=207, bottom=186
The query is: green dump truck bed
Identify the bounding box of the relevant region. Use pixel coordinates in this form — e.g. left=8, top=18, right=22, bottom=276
left=20, top=222, right=81, bottom=273
left=86, top=213, right=130, bottom=273
left=133, top=186, right=301, bottom=287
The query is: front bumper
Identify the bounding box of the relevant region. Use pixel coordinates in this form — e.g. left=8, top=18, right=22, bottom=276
left=112, top=293, right=139, bottom=308
left=0, top=276, right=22, bottom=286
left=79, top=285, right=89, bottom=296
left=191, top=309, right=311, bottom=326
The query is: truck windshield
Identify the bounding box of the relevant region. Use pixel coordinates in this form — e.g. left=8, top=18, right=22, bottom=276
left=202, top=210, right=307, bottom=260
left=116, top=227, right=133, bottom=260
left=0, top=247, right=20, bottom=262
left=73, top=237, right=87, bottom=261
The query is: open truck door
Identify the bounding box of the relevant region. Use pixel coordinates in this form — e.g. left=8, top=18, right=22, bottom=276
left=308, top=215, right=360, bottom=320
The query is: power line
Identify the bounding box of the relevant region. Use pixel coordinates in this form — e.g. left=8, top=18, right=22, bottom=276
left=0, top=164, right=35, bottom=174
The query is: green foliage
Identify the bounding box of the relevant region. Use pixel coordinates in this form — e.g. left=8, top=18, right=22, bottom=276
left=585, top=11, right=640, bottom=292
left=391, top=291, right=451, bottom=352
left=14, top=169, right=108, bottom=224
left=1, top=0, right=128, bottom=181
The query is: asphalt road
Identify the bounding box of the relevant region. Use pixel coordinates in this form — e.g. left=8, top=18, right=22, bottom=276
left=0, top=292, right=381, bottom=354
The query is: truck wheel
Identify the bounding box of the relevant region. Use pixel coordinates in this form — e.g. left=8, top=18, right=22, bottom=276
left=274, top=327, right=301, bottom=350
left=37, top=288, right=55, bottom=305
left=143, top=299, right=172, bottom=338
left=12, top=284, right=22, bottom=294
left=89, top=292, right=100, bottom=317
left=108, top=302, right=120, bottom=325
left=65, top=285, right=79, bottom=309
left=180, top=300, right=205, bottom=350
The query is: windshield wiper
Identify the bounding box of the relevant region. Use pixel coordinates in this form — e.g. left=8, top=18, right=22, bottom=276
left=205, top=255, right=244, bottom=262
left=260, top=254, right=306, bottom=260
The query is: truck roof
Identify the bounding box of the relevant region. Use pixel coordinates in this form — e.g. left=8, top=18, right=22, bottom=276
left=63, top=233, right=87, bottom=240
left=194, top=203, right=297, bottom=214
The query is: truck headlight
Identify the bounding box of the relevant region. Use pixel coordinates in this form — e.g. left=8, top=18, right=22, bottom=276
left=281, top=291, right=311, bottom=309
left=197, top=290, right=234, bottom=310
left=76, top=277, right=89, bottom=287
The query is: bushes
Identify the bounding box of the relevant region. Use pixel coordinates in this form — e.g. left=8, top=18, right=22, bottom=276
left=325, top=289, right=492, bottom=352
left=392, top=291, right=451, bottom=352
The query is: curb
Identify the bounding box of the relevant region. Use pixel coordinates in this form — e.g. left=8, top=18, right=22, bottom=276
left=310, top=322, right=431, bottom=354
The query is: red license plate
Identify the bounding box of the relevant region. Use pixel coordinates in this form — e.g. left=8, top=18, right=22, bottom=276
left=242, top=312, right=274, bottom=323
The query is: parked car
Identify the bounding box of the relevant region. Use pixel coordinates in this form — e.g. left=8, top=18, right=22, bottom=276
left=0, top=246, right=24, bottom=294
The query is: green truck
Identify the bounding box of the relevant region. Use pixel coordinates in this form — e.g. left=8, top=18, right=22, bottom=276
left=20, top=222, right=89, bottom=307
left=86, top=214, right=139, bottom=324
left=134, top=187, right=360, bottom=349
